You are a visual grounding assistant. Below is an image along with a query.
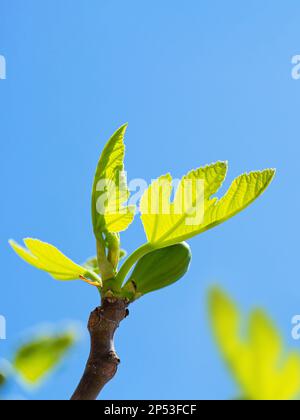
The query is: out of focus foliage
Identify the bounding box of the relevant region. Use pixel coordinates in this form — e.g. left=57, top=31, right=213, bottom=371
left=209, top=288, right=300, bottom=400
left=0, top=327, right=77, bottom=400
left=13, top=332, right=75, bottom=385
left=0, top=372, right=6, bottom=388
left=0, top=359, right=11, bottom=392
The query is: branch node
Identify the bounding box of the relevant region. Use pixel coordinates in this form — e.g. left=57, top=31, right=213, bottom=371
left=107, top=351, right=121, bottom=364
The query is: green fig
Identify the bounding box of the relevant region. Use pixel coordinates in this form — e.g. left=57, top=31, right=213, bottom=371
left=122, top=242, right=192, bottom=301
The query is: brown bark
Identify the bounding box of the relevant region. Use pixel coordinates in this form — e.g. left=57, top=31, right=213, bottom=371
left=71, top=298, right=129, bottom=401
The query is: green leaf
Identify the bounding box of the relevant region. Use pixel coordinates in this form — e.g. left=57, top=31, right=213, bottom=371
left=91, top=124, right=135, bottom=237
left=83, top=250, right=126, bottom=275
left=119, top=249, right=127, bottom=260
left=122, top=242, right=191, bottom=300
left=140, top=163, right=275, bottom=248
left=83, top=256, right=100, bottom=274
left=0, top=360, right=11, bottom=391
left=208, top=287, right=240, bottom=356
left=13, top=331, right=76, bottom=385
left=0, top=372, right=6, bottom=388
left=209, top=288, right=300, bottom=400
left=9, top=239, right=101, bottom=285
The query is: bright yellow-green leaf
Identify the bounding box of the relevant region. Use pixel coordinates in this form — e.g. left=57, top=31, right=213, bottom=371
left=209, top=288, right=300, bottom=400
left=249, top=310, right=281, bottom=371
left=91, top=124, right=135, bottom=237
left=277, top=353, right=300, bottom=400
left=140, top=163, right=275, bottom=248
left=9, top=239, right=101, bottom=284
left=208, top=287, right=240, bottom=356
left=13, top=331, right=76, bottom=385
left=205, top=169, right=275, bottom=231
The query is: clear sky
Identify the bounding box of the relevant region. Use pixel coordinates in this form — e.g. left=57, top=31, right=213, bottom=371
left=1, top=0, right=300, bottom=400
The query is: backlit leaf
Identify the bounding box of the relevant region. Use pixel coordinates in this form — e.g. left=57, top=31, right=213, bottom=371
left=91, top=124, right=135, bottom=237
left=141, top=164, right=275, bottom=248
left=209, top=288, right=300, bottom=400
left=9, top=239, right=101, bottom=284
left=13, top=332, right=75, bottom=385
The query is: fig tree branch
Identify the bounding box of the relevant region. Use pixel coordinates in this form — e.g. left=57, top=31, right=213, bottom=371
left=71, top=297, right=129, bottom=401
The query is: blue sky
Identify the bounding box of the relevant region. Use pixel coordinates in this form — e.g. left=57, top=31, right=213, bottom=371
left=1, top=0, right=300, bottom=400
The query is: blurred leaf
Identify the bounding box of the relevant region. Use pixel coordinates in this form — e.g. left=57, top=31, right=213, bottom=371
left=0, top=372, right=6, bottom=388
left=13, top=332, right=76, bottom=385
left=0, top=359, right=12, bottom=391
left=209, top=288, right=300, bottom=400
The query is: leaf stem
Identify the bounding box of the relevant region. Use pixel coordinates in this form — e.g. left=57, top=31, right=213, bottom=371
left=96, top=236, right=115, bottom=281
left=80, top=275, right=101, bottom=288
left=106, top=232, right=121, bottom=270
left=115, top=243, right=153, bottom=289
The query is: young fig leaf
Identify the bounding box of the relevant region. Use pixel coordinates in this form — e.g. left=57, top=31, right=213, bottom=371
left=9, top=239, right=101, bottom=285
left=122, top=242, right=191, bottom=301
left=140, top=164, right=275, bottom=248
left=91, top=124, right=135, bottom=238
left=83, top=256, right=100, bottom=274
